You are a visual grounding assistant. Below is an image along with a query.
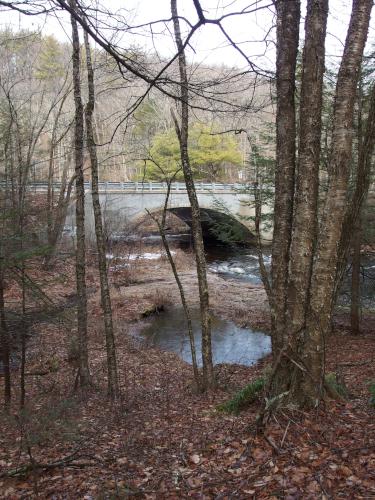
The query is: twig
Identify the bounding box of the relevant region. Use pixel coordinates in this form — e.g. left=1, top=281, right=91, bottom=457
left=280, top=420, right=291, bottom=448
left=0, top=450, right=99, bottom=478
left=336, top=359, right=372, bottom=367
left=284, top=354, right=307, bottom=373
left=24, top=370, right=51, bottom=377
left=263, top=434, right=280, bottom=454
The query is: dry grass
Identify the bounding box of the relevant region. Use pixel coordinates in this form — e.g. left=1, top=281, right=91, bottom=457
left=172, top=247, right=196, bottom=271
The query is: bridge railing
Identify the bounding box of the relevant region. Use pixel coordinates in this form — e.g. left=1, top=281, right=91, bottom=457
left=12, top=181, right=252, bottom=192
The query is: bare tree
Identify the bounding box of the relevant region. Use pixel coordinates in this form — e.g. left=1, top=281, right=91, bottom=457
left=83, top=31, right=119, bottom=398
left=146, top=171, right=201, bottom=391
left=0, top=250, right=11, bottom=409
left=44, top=87, right=76, bottom=265
left=70, top=0, right=90, bottom=388
left=171, top=0, right=214, bottom=390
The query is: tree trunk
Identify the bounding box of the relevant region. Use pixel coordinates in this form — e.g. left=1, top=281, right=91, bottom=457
left=20, top=264, right=26, bottom=408
left=286, top=0, right=328, bottom=338
left=269, top=0, right=300, bottom=396
left=147, top=179, right=201, bottom=390
left=276, top=0, right=329, bottom=404
left=70, top=0, right=90, bottom=388
left=350, top=219, right=361, bottom=335
left=336, top=82, right=375, bottom=291
left=171, top=0, right=214, bottom=390
left=269, top=0, right=372, bottom=410
left=270, top=0, right=300, bottom=356
left=304, top=0, right=372, bottom=405
left=0, top=261, right=11, bottom=409
left=83, top=31, right=119, bottom=399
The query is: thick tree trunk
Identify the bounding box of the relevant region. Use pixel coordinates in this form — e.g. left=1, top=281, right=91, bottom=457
left=271, top=0, right=300, bottom=354
left=304, top=0, right=372, bottom=405
left=277, top=0, right=329, bottom=403
left=171, top=0, right=214, bottom=390
left=286, top=0, right=328, bottom=338
left=70, top=0, right=90, bottom=388
left=270, top=0, right=300, bottom=396
left=84, top=31, right=119, bottom=399
left=336, top=82, right=375, bottom=291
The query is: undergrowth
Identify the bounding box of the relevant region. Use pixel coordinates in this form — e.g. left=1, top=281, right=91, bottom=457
left=217, top=378, right=264, bottom=415
left=368, top=380, right=375, bottom=407
left=325, top=372, right=349, bottom=399
left=218, top=371, right=351, bottom=416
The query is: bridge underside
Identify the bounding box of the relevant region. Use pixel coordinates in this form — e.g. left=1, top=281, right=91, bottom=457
left=168, top=207, right=256, bottom=245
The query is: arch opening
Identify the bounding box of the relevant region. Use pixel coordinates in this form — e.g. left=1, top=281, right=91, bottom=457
left=168, top=207, right=256, bottom=246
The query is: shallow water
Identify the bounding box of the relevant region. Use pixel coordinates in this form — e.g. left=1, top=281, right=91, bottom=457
left=140, top=307, right=271, bottom=366
left=207, top=248, right=271, bottom=285
left=206, top=246, right=375, bottom=309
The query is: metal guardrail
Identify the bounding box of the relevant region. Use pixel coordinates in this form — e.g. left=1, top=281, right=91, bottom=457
left=14, top=181, right=251, bottom=192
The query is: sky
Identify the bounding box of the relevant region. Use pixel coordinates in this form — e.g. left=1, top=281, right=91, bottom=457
left=0, top=0, right=373, bottom=72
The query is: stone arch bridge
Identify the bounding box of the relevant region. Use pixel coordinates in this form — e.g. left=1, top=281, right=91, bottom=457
left=65, top=181, right=272, bottom=244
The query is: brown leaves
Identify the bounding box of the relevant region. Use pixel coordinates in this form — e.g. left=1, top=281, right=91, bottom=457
left=2, top=257, right=375, bottom=498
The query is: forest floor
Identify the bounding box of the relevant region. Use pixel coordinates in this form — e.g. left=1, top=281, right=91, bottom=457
left=1, top=248, right=375, bottom=499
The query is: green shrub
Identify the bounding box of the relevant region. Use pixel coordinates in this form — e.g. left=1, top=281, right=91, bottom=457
left=217, top=378, right=264, bottom=415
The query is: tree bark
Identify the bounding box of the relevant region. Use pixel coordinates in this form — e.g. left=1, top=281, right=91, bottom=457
left=350, top=219, right=361, bottom=335
left=270, top=0, right=300, bottom=395
left=275, top=0, right=329, bottom=403
left=286, top=0, right=328, bottom=338
left=146, top=178, right=201, bottom=390
left=171, top=0, right=214, bottom=390
left=70, top=0, right=90, bottom=388
left=336, top=81, right=375, bottom=292
left=304, top=0, right=372, bottom=405
left=83, top=31, right=119, bottom=399
left=271, top=0, right=300, bottom=355
left=0, top=259, right=11, bottom=409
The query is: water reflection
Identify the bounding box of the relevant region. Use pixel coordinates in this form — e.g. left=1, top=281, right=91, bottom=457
left=141, top=307, right=271, bottom=366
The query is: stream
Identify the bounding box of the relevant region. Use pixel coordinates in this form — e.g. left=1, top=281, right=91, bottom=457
left=136, top=239, right=374, bottom=366
left=137, top=243, right=272, bottom=366
left=141, top=307, right=270, bottom=366
left=206, top=245, right=375, bottom=310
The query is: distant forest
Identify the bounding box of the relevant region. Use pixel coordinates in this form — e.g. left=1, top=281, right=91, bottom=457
left=0, top=30, right=273, bottom=185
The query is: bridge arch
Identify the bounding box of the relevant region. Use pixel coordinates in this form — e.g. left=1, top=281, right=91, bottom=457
left=77, top=182, right=271, bottom=243
left=167, top=207, right=256, bottom=245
